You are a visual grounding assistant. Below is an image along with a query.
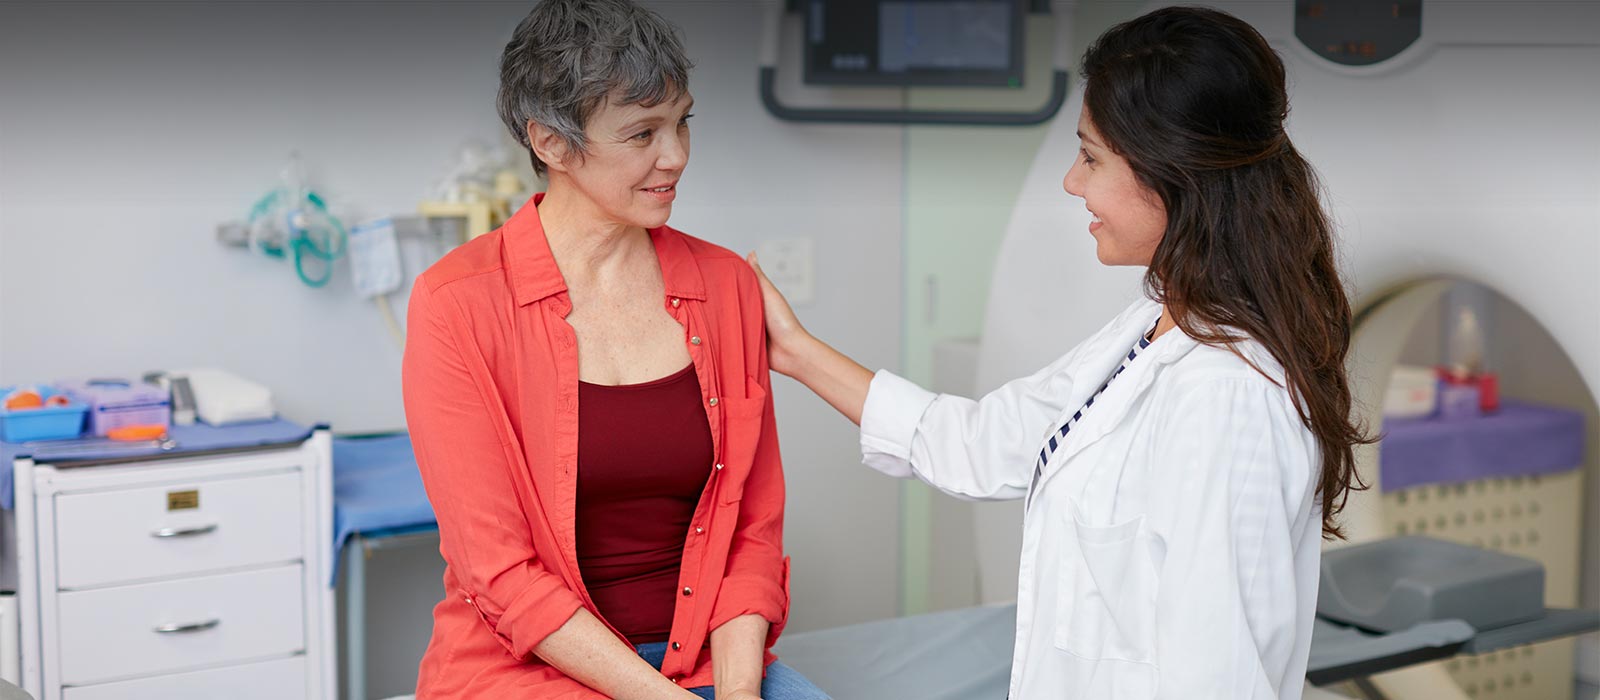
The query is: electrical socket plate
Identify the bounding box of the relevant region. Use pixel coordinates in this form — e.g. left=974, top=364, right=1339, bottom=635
left=756, top=237, right=815, bottom=306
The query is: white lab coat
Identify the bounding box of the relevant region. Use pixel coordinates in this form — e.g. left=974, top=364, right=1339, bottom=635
left=861, top=298, right=1321, bottom=700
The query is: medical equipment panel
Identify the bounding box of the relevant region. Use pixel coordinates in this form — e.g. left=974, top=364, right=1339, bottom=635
left=1294, top=0, right=1423, bottom=67
left=804, top=0, right=1026, bottom=87
left=762, top=0, right=1070, bottom=125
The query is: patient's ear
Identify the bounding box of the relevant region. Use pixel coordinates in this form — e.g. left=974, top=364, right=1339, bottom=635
left=528, top=121, right=574, bottom=173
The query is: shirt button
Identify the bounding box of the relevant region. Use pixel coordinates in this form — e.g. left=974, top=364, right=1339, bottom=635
left=714, top=463, right=724, bottom=471
left=671, top=641, right=682, bottom=651
left=671, top=298, right=681, bottom=308
left=708, top=397, right=718, bottom=407
left=690, top=336, right=702, bottom=345
left=695, top=526, right=704, bottom=534
left=682, top=587, right=693, bottom=597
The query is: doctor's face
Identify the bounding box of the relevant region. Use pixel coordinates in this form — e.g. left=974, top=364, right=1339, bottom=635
left=1062, top=109, right=1167, bottom=266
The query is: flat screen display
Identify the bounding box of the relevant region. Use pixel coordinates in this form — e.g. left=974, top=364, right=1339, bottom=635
left=805, top=0, right=1025, bottom=87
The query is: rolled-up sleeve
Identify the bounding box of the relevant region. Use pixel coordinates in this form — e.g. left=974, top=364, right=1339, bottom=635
left=859, top=370, right=938, bottom=475
left=403, top=280, right=585, bottom=659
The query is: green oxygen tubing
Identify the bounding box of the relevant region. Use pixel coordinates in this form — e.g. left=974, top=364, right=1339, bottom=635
left=246, top=156, right=348, bottom=288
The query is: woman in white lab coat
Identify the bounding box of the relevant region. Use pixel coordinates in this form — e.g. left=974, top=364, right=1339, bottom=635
left=745, top=6, right=1370, bottom=700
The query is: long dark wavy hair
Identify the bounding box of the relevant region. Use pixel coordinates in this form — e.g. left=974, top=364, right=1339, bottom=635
left=1082, top=6, right=1372, bottom=538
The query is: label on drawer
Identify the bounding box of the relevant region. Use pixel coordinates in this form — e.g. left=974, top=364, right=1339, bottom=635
left=57, top=565, right=305, bottom=686
left=166, top=489, right=199, bottom=511
left=54, top=471, right=303, bottom=589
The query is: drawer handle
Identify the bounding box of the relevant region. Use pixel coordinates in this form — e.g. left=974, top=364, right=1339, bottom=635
left=153, top=618, right=220, bottom=634
left=150, top=524, right=218, bottom=539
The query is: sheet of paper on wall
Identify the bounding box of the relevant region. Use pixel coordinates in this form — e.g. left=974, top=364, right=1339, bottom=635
left=348, top=218, right=404, bottom=299
left=180, top=369, right=277, bottom=426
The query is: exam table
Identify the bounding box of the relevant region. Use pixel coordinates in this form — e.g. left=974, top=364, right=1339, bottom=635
left=335, top=433, right=1598, bottom=700
left=772, top=602, right=1598, bottom=700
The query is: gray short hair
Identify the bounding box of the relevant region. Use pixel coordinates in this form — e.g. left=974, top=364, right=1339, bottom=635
left=498, top=0, right=693, bottom=176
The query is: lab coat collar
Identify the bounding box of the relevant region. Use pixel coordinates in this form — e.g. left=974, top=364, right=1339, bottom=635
left=505, top=192, right=707, bottom=307
left=1034, top=298, right=1200, bottom=485
left=1105, top=298, right=1210, bottom=369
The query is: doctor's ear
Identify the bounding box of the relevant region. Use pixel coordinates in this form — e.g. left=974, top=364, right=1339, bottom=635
left=528, top=121, right=575, bottom=173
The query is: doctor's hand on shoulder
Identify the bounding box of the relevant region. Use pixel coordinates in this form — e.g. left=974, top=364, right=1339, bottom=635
left=746, top=252, right=809, bottom=377
left=746, top=252, right=874, bottom=425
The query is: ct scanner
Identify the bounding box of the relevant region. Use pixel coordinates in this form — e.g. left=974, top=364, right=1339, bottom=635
left=964, top=0, right=1600, bottom=697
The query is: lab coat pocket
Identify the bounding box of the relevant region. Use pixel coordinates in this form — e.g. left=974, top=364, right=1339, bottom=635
left=715, top=380, right=767, bottom=505
left=1056, top=510, right=1159, bottom=665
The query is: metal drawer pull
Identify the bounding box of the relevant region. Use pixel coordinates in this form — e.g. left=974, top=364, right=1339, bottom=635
left=153, top=618, right=220, bottom=634
left=150, top=524, right=218, bottom=539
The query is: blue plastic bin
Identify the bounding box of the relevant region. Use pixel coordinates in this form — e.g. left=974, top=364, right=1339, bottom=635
left=0, top=387, right=88, bottom=443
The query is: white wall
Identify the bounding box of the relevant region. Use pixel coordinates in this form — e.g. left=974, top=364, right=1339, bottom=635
left=0, top=0, right=905, bottom=692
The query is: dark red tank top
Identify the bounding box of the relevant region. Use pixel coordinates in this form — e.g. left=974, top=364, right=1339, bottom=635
left=575, top=363, right=714, bottom=644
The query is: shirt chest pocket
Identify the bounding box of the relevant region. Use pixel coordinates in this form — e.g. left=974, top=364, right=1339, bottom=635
left=713, top=379, right=767, bottom=505
left=1055, top=508, right=1160, bottom=665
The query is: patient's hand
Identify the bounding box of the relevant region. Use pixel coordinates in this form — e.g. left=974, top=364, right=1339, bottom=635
left=721, top=690, right=764, bottom=700
left=747, top=252, right=808, bottom=378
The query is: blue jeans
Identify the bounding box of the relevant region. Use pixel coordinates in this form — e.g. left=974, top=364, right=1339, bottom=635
left=635, top=642, right=831, bottom=700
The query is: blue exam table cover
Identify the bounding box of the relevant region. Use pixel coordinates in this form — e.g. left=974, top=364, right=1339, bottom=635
left=331, top=433, right=437, bottom=577
left=0, top=418, right=314, bottom=510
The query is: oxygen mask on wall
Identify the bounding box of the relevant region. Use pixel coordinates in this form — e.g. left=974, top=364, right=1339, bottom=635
left=231, top=153, right=349, bottom=288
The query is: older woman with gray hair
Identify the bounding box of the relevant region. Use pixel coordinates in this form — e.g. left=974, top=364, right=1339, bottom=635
left=402, top=1, right=826, bottom=699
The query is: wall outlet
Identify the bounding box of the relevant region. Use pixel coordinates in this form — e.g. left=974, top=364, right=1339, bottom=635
left=756, top=237, right=815, bottom=306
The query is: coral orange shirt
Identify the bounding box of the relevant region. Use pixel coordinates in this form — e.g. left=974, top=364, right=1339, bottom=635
left=403, top=194, right=789, bottom=699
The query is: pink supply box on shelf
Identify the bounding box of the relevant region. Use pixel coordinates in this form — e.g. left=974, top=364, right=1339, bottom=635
left=54, top=378, right=170, bottom=436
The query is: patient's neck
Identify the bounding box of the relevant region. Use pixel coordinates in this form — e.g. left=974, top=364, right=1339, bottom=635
left=536, top=186, right=652, bottom=283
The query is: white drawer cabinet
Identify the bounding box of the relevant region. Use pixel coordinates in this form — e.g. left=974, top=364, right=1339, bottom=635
left=54, top=471, right=305, bottom=589
left=61, top=656, right=307, bottom=700
left=57, top=565, right=305, bottom=685
left=11, top=431, right=334, bottom=700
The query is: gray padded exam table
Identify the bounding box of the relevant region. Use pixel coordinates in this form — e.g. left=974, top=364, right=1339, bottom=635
left=774, top=602, right=1599, bottom=700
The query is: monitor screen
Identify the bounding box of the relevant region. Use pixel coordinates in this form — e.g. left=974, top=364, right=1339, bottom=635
left=804, top=0, right=1026, bottom=87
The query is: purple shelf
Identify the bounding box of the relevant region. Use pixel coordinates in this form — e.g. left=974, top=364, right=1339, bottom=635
left=1379, top=400, right=1586, bottom=492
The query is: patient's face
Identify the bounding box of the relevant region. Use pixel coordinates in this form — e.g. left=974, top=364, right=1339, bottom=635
left=557, top=90, right=695, bottom=230
left=1061, top=109, right=1167, bottom=267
